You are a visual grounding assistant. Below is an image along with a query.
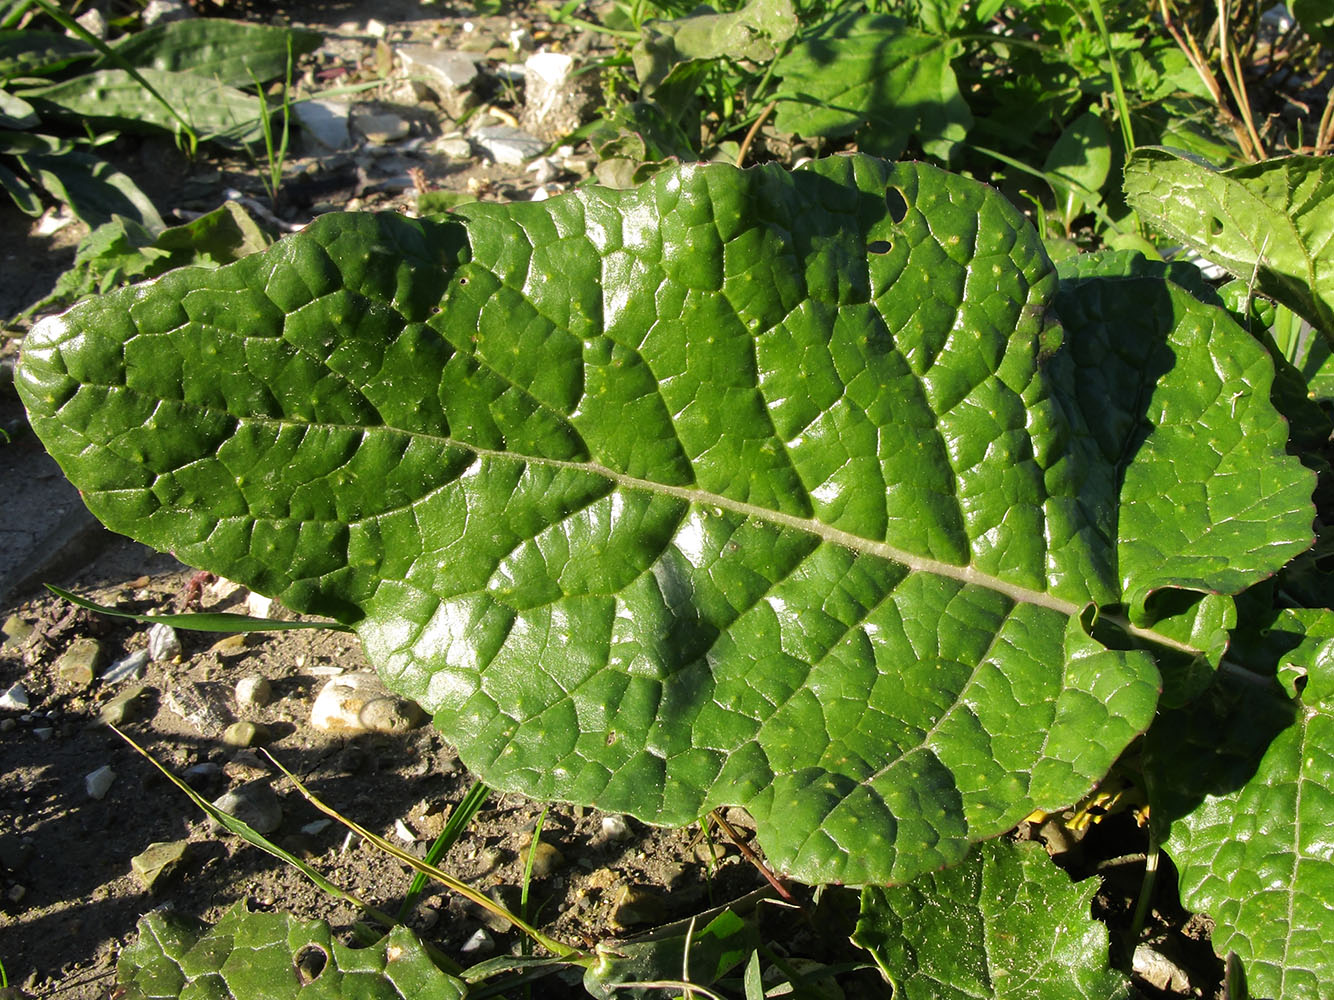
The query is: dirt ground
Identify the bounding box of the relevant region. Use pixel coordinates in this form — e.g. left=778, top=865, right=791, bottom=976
left=0, top=2, right=1233, bottom=997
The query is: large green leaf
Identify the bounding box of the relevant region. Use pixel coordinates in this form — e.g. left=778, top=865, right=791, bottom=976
left=0, top=29, right=93, bottom=81
left=97, top=18, right=321, bottom=89
left=771, top=13, right=972, bottom=161
left=23, top=67, right=265, bottom=145
left=1125, top=149, right=1334, bottom=344
left=853, top=840, right=1130, bottom=999
left=18, top=148, right=163, bottom=229
left=117, top=901, right=466, bottom=1000
left=16, top=157, right=1312, bottom=886
left=632, top=0, right=796, bottom=98
left=1144, top=610, right=1334, bottom=1000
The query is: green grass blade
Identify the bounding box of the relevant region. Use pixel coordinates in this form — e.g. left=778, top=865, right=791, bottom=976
left=46, top=583, right=354, bottom=633
left=398, top=779, right=490, bottom=921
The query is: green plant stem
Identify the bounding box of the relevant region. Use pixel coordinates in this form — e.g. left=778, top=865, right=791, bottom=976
left=1128, top=829, right=1160, bottom=941
left=268, top=752, right=586, bottom=962
left=28, top=0, right=199, bottom=154
left=398, top=780, right=490, bottom=922
left=1087, top=0, right=1135, bottom=155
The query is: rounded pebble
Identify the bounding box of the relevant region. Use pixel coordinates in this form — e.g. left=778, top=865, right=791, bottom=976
left=234, top=676, right=272, bottom=708
left=211, top=782, right=283, bottom=834
left=523, top=840, right=564, bottom=877
left=0, top=682, right=29, bottom=711
left=310, top=673, right=426, bottom=734
left=601, top=814, right=632, bottom=842
left=222, top=721, right=270, bottom=748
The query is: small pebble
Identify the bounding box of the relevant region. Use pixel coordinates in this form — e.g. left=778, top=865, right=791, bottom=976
left=459, top=928, right=492, bottom=954
left=523, top=840, right=564, bottom=877
left=32, top=728, right=53, bottom=742
left=211, top=783, right=283, bottom=835
left=102, top=649, right=149, bottom=684
left=302, top=819, right=333, bottom=836
left=222, top=721, right=270, bottom=748
left=235, top=676, right=272, bottom=708
left=85, top=765, right=116, bottom=800
left=100, top=684, right=151, bottom=726
left=57, top=637, right=106, bottom=688
left=601, top=814, right=632, bottom=842
left=0, top=718, right=14, bottom=732
left=608, top=884, right=665, bottom=929
left=310, top=673, right=426, bottom=734
left=148, top=624, right=181, bottom=663
left=209, top=635, right=248, bottom=657
left=184, top=762, right=223, bottom=786
left=246, top=592, right=274, bottom=618
left=0, top=682, right=30, bottom=711
left=131, top=840, right=188, bottom=891
left=394, top=819, right=417, bottom=843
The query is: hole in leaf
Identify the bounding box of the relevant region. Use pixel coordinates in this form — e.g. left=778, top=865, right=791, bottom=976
left=867, top=240, right=893, bottom=255
left=885, top=187, right=908, bottom=223
left=294, top=944, right=328, bottom=984
left=458, top=277, right=469, bottom=285
left=1208, top=216, right=1225, bottom=237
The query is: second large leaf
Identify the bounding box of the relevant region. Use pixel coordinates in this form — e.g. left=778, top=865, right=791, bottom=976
left=17, top=156, right=1305, bottom=885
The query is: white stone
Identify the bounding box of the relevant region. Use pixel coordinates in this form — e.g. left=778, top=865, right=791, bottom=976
left=103, top=649, right=150, bottom=684
left=394, top=819, right=417, bottom=843
left=460, top=928, right=492, bottom=954
left=86, top=765, right=116, bottom=799
left=366, top=18, right=387, bottom=37
left=141, top=0, right=193, bottom=26
left=310, top=672, right=426, bottom=734
left=0, top=682, right=30, bottom=711
left=293, top=100, right=352, bottom=152
left=148, top=623, right=181, bottom=663
left=471, top=125, right=545, bottom=166
left=601, top=814, right=632, bottom=841
left=235, top=675, right=272, bottom=709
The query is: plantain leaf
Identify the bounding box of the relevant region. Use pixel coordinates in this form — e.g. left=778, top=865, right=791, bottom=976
left=853, top=840, right=1130, bottom=999
left=1125, top=149, right=1334, bottom=344
left=117, top=901, right=466, bottom=1000
left=23, top=67, right=266, bottom=145
left=1144, top=609, right=1334, bottom=1000
left=16, top=156, right=1314, bottom=886
left=97, top=18, right=321, bottom=89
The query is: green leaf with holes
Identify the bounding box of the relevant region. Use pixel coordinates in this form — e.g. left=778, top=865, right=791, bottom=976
left=853, top=840, right=1130, bottom=999
left=1144, top=609, right=1334, bottom=1000
left=117, top=901, right=466, bottom=1000
left=16, top=155, right=1314, bottom=886
left=1125, top=149, right=1334, bottom=344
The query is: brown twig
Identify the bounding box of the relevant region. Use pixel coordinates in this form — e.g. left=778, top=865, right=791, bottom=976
left=709, top=809, right=797, bottom=904
left=1317, top=86, right=1334, bottom=154
left=735, top=99, right=776, bottom=169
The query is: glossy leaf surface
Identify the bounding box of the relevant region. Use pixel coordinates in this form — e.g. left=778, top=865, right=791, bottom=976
left=18, top=157, right=1311, bottom=885
left=1144, top=610, right=1334, bottom=1000
left=853, top=840, right=1130, bottom=999
left=117, top=901, right=466, bottom=1000
left=1125, top=149, right=1334, bottom=342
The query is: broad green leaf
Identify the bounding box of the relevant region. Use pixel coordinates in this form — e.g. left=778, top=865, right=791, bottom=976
left=1125, top=149, right=1334, bottom=343
left=23, top=67, right=265, bottom=145
left=772, top=13, right=972, bottom=161
left=1144, top=610, right=1334, bottom=1000
left=584, top=909, right=759, bottom=999
left=117, top=902, right=466, bottom=1000
left=17, top=149, right=163, bottom=229
left=0, top=158, right=38, bottom=214
left=0, top=29, right=93, bottom=81
left=1043, top=111, right=1111, bottom=227
left=0, top=86, right=36, bottom=126
left=1293, top=0, right=1334, bottom=45
left=97, top=18, right=321, bottom=89
left=632, top=0, right=797, bottom=97
left=16, top=157, right=1311, bottom=885
left=853, top=840, right=1130, bottom=999
left=1053, top=251, right=1316, bottom=616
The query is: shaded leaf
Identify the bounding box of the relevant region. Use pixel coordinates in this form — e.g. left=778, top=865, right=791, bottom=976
left=98, top=18, right=321, bottom=89
left=17, top=148, right=162, bottom=228
left=24, top=67, right=266, bottom=145
left=584, top=909, right=759, bottom=999
left=632, top=0, right=796, bottom=97
left=772, top=13, right=972, bottom=161
left=117, top=901, right=466, bottom=1000
left=0, top=29, right=92, bottom=81
left=1043, top=111, right=1111, bottom=226
left=1144, top=609, right=1334, bottom=1000
left=1125, top=149, right=1334, bottom=343
left=16, top=157, right=1311, bottom=886
left=0, top=158, right=38, bottom=214
left=0, top=86, right=36, bottom=126
left=853, top=840, right=1130, bottom=999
